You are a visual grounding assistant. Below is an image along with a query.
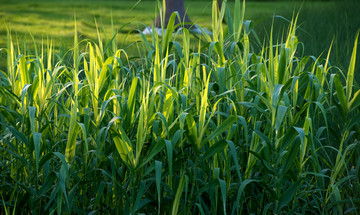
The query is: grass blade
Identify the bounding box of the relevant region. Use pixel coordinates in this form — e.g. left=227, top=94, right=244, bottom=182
left=201, top=116, right=237, bottom=147
left=346, top=30, right=359, bottom=102
left=334, top=74, right=348, bottom=116
left=172, top=175, right=185, bottom=215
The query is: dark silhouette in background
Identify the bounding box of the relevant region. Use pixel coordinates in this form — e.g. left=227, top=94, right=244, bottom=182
left=143, top=0, right=221, bottom=34
left=154, top=0, right=221, bottom=27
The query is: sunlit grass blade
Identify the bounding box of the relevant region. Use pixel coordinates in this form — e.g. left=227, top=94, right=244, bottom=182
left=65, top=97, right=79, bottom=163
left=345, top=31, right=359, bottom=102
left=172, top=175, right=185, bottom=215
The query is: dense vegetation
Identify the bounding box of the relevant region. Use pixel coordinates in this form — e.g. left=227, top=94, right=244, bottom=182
left=1, top=0, right=360, bottom=214
left=255, top=0, right=360, bottom=72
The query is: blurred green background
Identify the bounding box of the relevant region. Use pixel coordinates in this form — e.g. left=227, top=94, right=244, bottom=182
left=0, top=0, right=359, bottom=69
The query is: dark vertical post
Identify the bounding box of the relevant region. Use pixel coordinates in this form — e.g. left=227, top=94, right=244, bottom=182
left=153, top=0, right=222, bottom=29
left=154, top=0, right=191, bottom=28
left=217, top=0, right=222, bottom=10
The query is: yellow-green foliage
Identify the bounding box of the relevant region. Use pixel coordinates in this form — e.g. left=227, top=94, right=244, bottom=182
left=0, top=1, right=359, bottom=214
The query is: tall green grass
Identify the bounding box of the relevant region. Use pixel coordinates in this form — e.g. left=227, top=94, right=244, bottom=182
left=1, top=0, right=359, bottom=214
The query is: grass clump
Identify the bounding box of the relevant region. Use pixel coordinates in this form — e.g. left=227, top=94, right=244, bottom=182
left=1, top=0, right=360, bottom=214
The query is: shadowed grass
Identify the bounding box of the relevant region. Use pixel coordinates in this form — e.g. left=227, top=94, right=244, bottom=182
left=1, top=0, right=360, bottom=214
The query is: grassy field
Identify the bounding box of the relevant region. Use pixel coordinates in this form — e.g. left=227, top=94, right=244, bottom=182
left=1, top=0, right=359, bottom=69
left=0, top=0, right=304, bottom=54
left=0, top=0, right=302, bottom=47
left=1, top=0, right=360, bottom=214
left=0, top=0, right=308, bottom=70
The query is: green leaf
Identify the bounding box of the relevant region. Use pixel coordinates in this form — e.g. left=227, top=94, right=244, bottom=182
left=162, top=12, right=177, bottom=56
left=278, top=181, right=300, bottom=211
left=195, top=203, right=205, bottom=215
left=235, top=179, right=260, bottom=214
left=19, top=55, right=30, bottom=87
left=225, top=5, right=234, bottom=37
left=156, top=112, right=169, bottom=138
left=127, top=77, right=138, bottom=123
left=53, top=152, right=68, bottom=169
left=132, top=181, right=149, bottom=214
left=217, top=67, right=226, bottom=94
left=275, top=105, right=288, bottom=132
left=94, top=181, right=106, bottom=207
left=34, top=132, right=41, bottom=175
left=0, top=146, right=28, bottom=167
left=199, top=140, right=227, bottom=163
left=233, top=0, right=241, bottom=36
left=38, top=172, right=56, bottom=197
left=139, top=140, right=164, bottom=168
left=65, top=98, right=79, bottom=163
left=348, top=89, right=360, bottom=112
left=277, top=46, right=287, bottom=85
left=280, top=128, right=301, bottom=175
left=346, top=30, right=359, bottom=102
left=73, top=14, right=79, bottom=69
left=201, top=116, right=237, bottom=147
left=58, top=163, right=70, bottom=212
left=113, top=126, right=135, bottom=168
left=0, top=106, right=20, bottom=126
left=78, top=122, right=89, bottom=158
left=218, top=179, right=227, bottom=215
left=155, top=160, right=162, bottom=212
left=135, top=103, right=146, bottom=166
left=8, top=125, right=28, bottom=146
left=21, top=84, right=31, bottom=113
left=228, top=141, right=242, bottom=181
left=334, top=74, right=348, bottom=116
left=272, top=84, right=284, bottom=108
left=172, top=175, right=185, bottom=215
left=199, top=71, right=212, bottom=138
left=29, top=106, right=36, bottom=134
left=170, top=41, right=183, bottom=58
left=186, top=114, right=199, bottom=148
left=165, top=139, right=173, bottom=181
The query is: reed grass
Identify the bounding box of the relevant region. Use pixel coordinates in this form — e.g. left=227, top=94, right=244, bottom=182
left=1, top=0, right=359, bottom=214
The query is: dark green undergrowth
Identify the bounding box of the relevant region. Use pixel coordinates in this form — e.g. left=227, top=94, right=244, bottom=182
left=1, top=0, right=360, bottom=214
left=252, top=0, right=360, bottom=72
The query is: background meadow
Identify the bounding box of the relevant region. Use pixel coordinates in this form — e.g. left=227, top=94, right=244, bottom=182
left=1, top=0, right=359, bottom=68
